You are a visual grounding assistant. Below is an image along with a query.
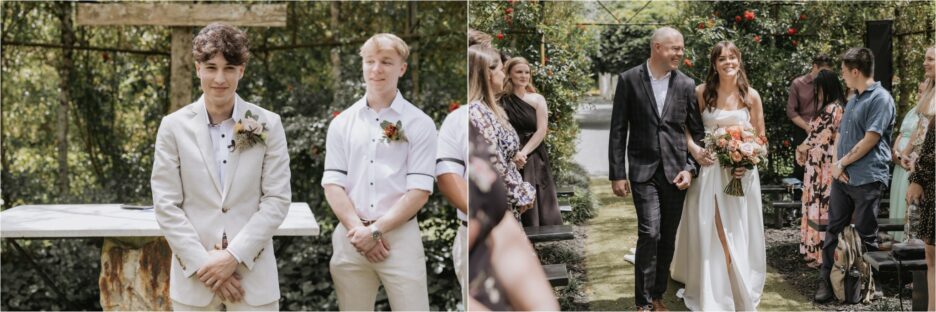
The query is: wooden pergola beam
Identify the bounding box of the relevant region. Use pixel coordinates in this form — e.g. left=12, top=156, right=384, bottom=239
left=75, top=3, right=287, bottom=27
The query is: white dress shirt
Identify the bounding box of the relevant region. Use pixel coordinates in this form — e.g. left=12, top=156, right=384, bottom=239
left=322, top=91, right=438, bottom=221
left=436, top=105, right=468, bottom=222
left=204, top=99, right=242, bottom=263
left=205, top=100, right=238, bottom=191
left=646, top=62, right=671, bottom=116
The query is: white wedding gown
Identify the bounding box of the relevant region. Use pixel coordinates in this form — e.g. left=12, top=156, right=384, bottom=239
left=671, top=107, right=767, bottom=311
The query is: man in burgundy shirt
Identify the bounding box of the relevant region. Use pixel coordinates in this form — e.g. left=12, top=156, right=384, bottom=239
left=787, top=54, right=833, bottom=182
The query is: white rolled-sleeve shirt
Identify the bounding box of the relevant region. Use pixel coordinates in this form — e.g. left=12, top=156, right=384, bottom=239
left=321, top=91, right=438, bottom=221
left=435, top=105, right=468, bottom=222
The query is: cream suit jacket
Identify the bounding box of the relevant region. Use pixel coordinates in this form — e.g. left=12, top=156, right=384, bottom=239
left=152, top=95, right=291, bottom=307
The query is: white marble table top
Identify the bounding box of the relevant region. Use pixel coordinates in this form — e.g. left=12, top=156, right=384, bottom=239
left=0, top=203, right=319, bottom=238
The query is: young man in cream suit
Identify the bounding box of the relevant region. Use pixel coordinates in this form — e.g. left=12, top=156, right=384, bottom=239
left=322, top=33, right=437, bottom=311
left=151, top=23, right=291, bottom=311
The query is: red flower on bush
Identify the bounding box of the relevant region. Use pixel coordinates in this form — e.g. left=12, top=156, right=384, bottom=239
left=787, top=27, right=798, bottom=36
left=753, top=35, right=761, bottom=43
left=332, top=111, right=340, bottom=118
left=783, top=139, right=791, bottom=147
left=799, top=14, right=807, bottom=20
left=743, top=10, right=755, bottom=21
left=505, top=7, right=513, bottom=14
left=791, top=40, right=799, bottom=47
left=449, top=101, right=460, bottom=112
left=684, top=59, right=693, bottom=68
left=734, top=15, right=742, bottom=23
left=497, top=33, right=505, bottom=40
left=697, top=22, right=705, bottom=29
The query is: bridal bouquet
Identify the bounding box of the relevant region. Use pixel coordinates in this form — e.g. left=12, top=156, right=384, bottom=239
left=703, top=124, right=768, bottom=196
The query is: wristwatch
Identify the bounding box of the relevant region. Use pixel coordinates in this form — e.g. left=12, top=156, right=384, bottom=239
left=368, top=224, right=383, bottom=241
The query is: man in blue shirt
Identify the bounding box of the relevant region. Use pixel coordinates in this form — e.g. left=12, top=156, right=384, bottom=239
left=815, top=47, right=896, bottom=302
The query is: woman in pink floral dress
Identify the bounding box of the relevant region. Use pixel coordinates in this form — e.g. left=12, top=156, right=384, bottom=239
left=795, top=69, right=845, bottom=267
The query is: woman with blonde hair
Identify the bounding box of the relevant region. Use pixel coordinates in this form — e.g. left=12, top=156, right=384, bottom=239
left=468, top=45, right=535, bottom=217
left=891, top=46, right=935, bottom=241
left=500, top=57, right=563, bottom=227
left=467, top=42, right=557, bottom=311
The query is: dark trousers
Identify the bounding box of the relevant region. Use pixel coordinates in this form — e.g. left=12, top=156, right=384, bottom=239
left=820, top=180, right=884, bottom=279
left=630, top=166, right=685, bottom=307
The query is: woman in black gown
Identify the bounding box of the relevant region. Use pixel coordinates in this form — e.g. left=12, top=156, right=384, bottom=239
left=500, top=57, right=563, bottom=227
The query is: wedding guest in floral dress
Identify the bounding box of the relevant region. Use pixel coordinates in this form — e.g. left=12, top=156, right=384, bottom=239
left=795, top=69, right=845, bottom=268
left=467, top=44, right=535, bottom=218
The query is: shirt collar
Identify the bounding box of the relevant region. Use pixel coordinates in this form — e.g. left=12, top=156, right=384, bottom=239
left=856, top=81, right=882, bottom=98
left=202, top=94, right=241, bottom=126
left=363, top=90, right=405, bottom=115
left=645, top=61, right=672, bottom=82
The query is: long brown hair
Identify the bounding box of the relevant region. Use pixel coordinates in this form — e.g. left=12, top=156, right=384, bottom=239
left=502, top=57, right=538, bottom=96
left=703, top=41, right=751, bottom=111
left=469, top=45, right=510, bottom=124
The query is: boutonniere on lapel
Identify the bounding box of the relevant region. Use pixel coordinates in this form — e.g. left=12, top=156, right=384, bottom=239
left=231, top=110, right=267, bottom=152
left=380, top=120, right=407, bottom=143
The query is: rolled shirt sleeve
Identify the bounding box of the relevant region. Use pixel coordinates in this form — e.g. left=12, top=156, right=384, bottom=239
left=406, top=116, right=438, bottom=193
left=436, top=106, right=468, bottom=178
left=322, top=114, right=349, bottom=188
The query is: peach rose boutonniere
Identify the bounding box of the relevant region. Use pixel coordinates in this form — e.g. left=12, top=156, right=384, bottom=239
left=231, top=110, right=267, bottom=152
left=380, top=120, right=407, bottom=143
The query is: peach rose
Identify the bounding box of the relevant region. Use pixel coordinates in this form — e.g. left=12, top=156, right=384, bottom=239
left=730, top=151, right=743, bottom=162
left=728, top=140, right=740, bottom=151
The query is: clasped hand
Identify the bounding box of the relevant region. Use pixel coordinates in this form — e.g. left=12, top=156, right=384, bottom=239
left=348, top=226, right=392, bottom=263
left=196, top=245, right=243, bottom=302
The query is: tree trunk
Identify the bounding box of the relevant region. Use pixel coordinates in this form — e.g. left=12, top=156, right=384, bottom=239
left=329, top=1, right=342, bottom=91
left=56, top=2, right=75, bottom=197
left=169, top=27, right=193, bottom=113
left=407, top=1, right=420, bottom=101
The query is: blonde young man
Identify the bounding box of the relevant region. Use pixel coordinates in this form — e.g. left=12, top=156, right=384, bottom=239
left=152, top=23, right=291, bottom=310
left=322, top=33, right=436, bottom=310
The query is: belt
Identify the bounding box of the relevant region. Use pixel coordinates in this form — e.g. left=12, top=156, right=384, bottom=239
left=360, top=215, right=416, bottom=227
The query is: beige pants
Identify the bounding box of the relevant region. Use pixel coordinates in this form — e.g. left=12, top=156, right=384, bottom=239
left=171, top=297, right=278, bottom=311
left=330, top=218, right=429, bottom=311
left=453, top=224, right=468, bottom=305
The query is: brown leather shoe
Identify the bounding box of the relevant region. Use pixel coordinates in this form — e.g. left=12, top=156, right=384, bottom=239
left=652, top=299, right=669, bottom=312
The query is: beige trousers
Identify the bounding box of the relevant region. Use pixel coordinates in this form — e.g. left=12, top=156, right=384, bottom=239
left=171, top=297, right=278, bottom=311
left=453, top=224, right=468, bottom=305
left=330, top=218, right=430, bottom=311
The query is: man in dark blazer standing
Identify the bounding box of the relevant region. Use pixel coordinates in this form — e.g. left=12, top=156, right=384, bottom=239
left=608, top=26, right=704, bottom=312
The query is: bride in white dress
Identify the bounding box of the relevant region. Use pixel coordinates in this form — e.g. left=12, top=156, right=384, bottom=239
left=671, top=41, right=767, bottom=311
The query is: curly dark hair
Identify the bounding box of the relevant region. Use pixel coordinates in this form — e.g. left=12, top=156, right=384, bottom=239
left=192, top=23, right=250, bottom=65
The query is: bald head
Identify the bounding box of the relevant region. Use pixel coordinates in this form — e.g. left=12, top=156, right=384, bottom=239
left=648, top=27, right=685, bottom=72
left=650, top=27, right=683, bottom=49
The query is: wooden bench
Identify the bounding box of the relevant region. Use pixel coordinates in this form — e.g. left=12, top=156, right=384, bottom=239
left=556, top=186, right=575, bottom=198
left=543, top=263, right=569, bottom=287
left=863, top=250, right=928, bottom=311
left=524, top=224, right=575, bottom=243
left=761, top=184, right=795, bottom=227
left=806, top=218, right=904, bottom=232
left=557, top=187, right=574, bottom=212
